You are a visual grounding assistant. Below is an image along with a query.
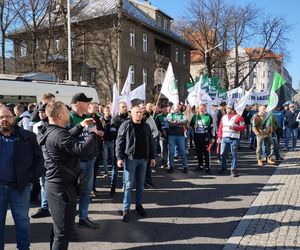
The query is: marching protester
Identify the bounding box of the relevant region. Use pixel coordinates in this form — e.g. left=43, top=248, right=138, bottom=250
left=166, top=103, right=189, bottom=173
left=115, top=105, right=156, bottom=222
left=69, top=93, right=103, bottom=229
left=111, top=101, right=131, bottom=196
left=139, top=102, right=159, bottom=188
left=248, top=104, right=258, bottom=149
left=14, top=104, right=31, bottom=131
left=0, top=106, right=43, bottom=250
left=217, top=103, right=246, bottom=177
left=37, top=101, right=102, bottom=250
left=284, top=103, right=299, bottom=151
left=87, top=102, right=104, bottom=195
left=190, top=103, right=214, bottom=173
left=155, top=104, right=169, bottom=169
left=251, top=105, right=275, bottom=167
left=100, top=106, right=118, bottom=196
left=31, top=104, right=52, bottom=219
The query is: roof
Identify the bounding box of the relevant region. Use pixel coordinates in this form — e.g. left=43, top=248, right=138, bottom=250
left=8, top=0, right=191, bottom=48
left=245, top=48, right=282, bottom=62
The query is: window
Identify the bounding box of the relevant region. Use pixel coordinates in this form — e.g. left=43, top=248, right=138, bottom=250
left=143, top=68, right=148, bottom=84
left=20, top=42, right=27, bottom=57
left=175, top=48, right=179, bottom=62
left=90, top=68, right=96, bottom=84
left=158, top=15, right=162, bottom=27
left=142, top=33, right=148, bottom=52
left=183, top=52, right=186, bottom=65
left=163, top=19, right=168, bottom=29
left=154, top=68, right=166, bottom=86
left=129, top=65, right=135, bottom=84
left=129, top=28, right=135, bottom=47
left=55, top=39, right=60, bottom=52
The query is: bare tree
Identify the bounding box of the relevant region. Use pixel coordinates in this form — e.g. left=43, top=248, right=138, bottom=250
left=179, top=0, right=290, bottom=89
left=0, top=0, right=18, bottom=73
left=11, top=0, right=54, bottom=71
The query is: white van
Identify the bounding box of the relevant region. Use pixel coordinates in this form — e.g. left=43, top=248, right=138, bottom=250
left=0, top=78, right=99, bottom=105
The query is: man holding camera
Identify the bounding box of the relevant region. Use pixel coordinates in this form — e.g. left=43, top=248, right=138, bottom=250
left=37, top=101, right=102, bottom=249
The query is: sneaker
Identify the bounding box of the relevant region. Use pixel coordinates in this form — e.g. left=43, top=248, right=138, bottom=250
left=122, top=210, right=130, bottom=222
left=257, top=159, right=263, bottom=167
left=110, top=187, right=116, bottom=197
left=31, top=208, right=51, bottom=218
left=231, top=169, right=239, bottom=177
left=182, top=167, right=188, bottom=174
left=167, top=168, right=174, bottom=173
left=78, top=217, right=99, bottom=229
left=276, top=156, right=284, bottom=160
left=144, top=183, right=155, bottom=189
left=205, top=168, right=210, bottom=174
left=267, top=158, right=275, bottom=165
left=135, top=205, right=146, bottom=217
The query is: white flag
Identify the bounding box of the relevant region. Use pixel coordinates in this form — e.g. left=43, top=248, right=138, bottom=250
left=131, top=83, right=146, bottom=101
left=187, top=75, right=212, bottom=107
left=112, top=83, right=121, bottom=116
left=235, top=86, right=254, bottom=116
left=160, top=62, right=179, bottom=105
left=121, top=66, right=133, bottom=109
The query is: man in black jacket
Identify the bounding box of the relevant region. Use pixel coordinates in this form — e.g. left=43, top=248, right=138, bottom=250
left=284, top=103, right=299, bottom=151
left=0, top=106, right=43, bottom=250
left=116, top=105, right=156, bottom=222
left=37, top=101, right=102, bottom=250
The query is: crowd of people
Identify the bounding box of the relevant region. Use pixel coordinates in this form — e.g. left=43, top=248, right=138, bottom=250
left=0, top=92, right=299, bottom=250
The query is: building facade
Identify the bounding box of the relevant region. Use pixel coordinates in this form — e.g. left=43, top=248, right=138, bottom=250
left=8, top=0, right=192, bottom=104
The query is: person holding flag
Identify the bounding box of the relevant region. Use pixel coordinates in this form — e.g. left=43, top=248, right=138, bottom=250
left=190, top=103, right=214, bottom=173
left=252, top=105, right=275, bottom=167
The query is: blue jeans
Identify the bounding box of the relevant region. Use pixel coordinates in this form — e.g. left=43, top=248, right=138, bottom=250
left=40, top=174, right=48, bottom=209
left=285, top=127, right=298, bottom=149
left=0, top=185, right=31, bottom=250
left=79, top=158, right=96, bottom=219
left=102, top=141, right=115, bottom=173
left=168, top=135, right=188, bottom=169
left=123, top=159, right=147, bottom=211
left=220, top=137, right=238, bottom=170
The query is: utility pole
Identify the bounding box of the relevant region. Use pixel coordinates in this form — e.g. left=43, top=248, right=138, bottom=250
left=117, top=0, right=123, bottom=93
left=67, top=0, right=72, bottom=81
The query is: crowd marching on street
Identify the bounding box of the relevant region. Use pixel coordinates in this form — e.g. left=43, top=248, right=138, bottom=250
left=0, top=92, right=300, bottom=250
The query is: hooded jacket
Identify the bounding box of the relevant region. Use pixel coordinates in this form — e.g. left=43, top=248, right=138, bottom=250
left=37, top=123, right=98, bottom=183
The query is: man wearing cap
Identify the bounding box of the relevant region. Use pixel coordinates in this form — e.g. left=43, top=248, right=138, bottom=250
left=69, top=93, right=103, bottom=229
left=217, top=104, right=245, bottom=177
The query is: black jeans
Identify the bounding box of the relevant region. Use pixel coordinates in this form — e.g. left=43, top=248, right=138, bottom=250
left=194, top=134, right=210, bottom=168
left=45, top=182, right=77, bottom=250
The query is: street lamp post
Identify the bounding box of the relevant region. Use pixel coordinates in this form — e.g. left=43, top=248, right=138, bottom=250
left=67, top=0, right=72, bottom=81
left=204, top=43, right=222, bottom=75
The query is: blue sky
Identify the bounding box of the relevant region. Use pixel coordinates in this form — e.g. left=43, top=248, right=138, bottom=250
left=150, top=0, right=300, bottom=89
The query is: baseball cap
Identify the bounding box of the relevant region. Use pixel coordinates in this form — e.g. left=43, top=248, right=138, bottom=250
left=71, top=93, right=93, bottom=104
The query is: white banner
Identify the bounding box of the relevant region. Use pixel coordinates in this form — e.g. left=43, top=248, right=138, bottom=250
left=247, top=90, right=269, bottom=105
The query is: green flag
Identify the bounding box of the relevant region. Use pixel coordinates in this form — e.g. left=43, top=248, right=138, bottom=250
left=266, top=71, right=286, bottom=112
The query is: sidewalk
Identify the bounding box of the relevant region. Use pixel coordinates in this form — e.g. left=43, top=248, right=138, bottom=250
left=224, top=149, right=300, bottom=250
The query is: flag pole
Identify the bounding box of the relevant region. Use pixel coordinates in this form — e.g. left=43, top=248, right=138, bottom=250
left=155, top=88, right=162, bottom=107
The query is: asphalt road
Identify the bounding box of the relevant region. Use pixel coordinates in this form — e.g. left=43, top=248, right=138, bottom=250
left=4, top=141, right=279, bottom=250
